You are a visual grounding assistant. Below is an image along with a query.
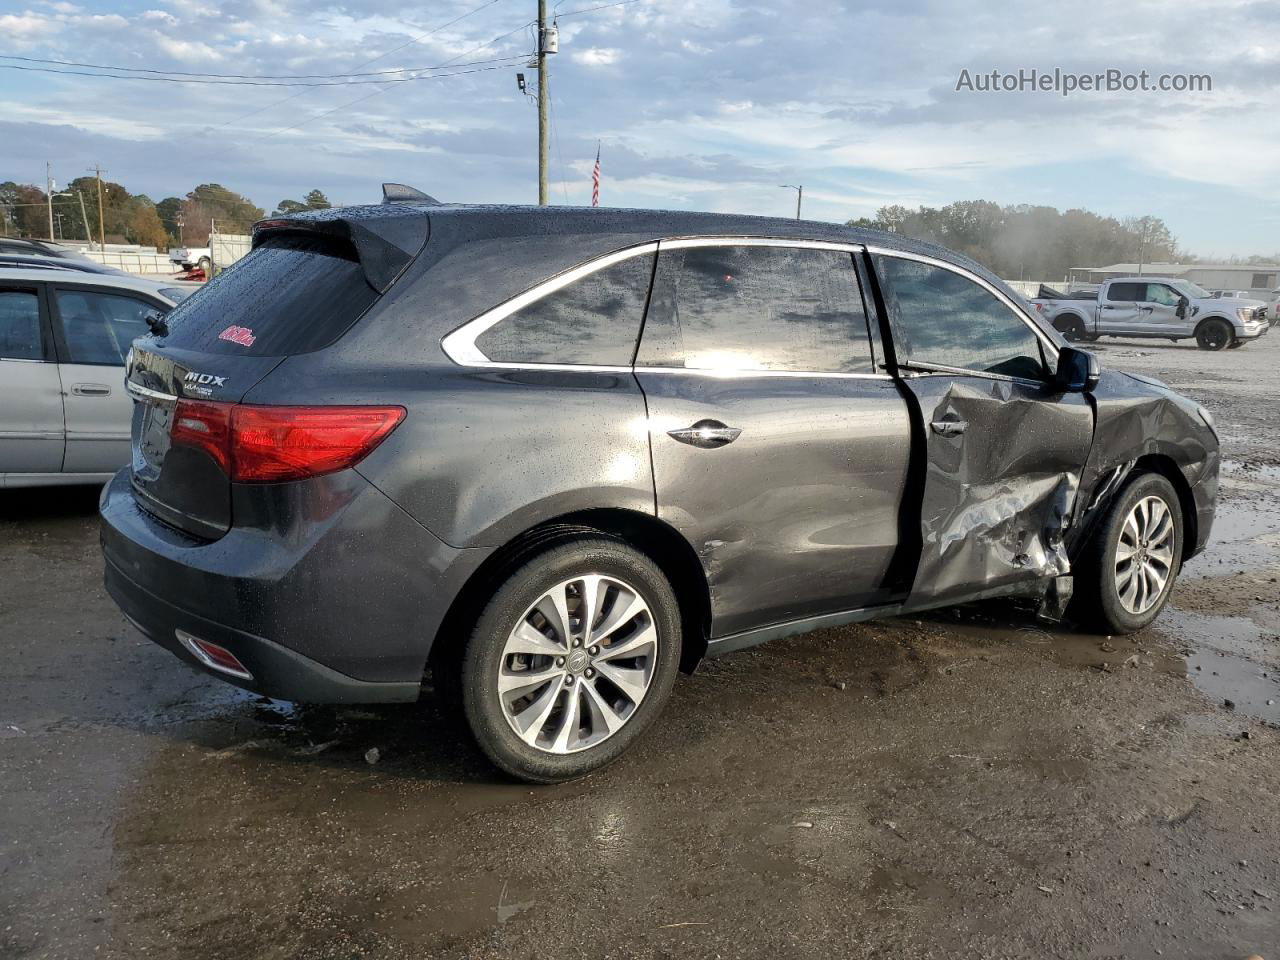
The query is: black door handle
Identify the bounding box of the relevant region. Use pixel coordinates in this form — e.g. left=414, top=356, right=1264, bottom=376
left=667, top=419, right=742, bottom=449
left=930, top=419, right=967, bottom=437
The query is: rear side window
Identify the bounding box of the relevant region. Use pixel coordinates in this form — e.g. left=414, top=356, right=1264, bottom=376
left=474, top=253, right=654, bottom=366
left=54, top=288, right=158, bottom=365
left=877, top=256, right=1045, bottom=380
left=0, top=288, right=44, bottom=361
left=1107, top=282, right=1143, bottom=301
left=637, top=245, right=873, bottom=373
left=160, top=234, right=378, bottom=356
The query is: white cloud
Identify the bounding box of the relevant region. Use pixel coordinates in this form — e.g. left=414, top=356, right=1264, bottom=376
left=572, top=47, right=620, bottom=66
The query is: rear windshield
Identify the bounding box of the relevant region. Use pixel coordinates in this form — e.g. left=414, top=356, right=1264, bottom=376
left=159, top=234, right=379, bottom=356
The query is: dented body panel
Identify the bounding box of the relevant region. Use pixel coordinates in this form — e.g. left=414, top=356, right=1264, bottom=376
left=899, top=375, right=1094, bottom=605
left=1067, top=370, right=1218, bottom=560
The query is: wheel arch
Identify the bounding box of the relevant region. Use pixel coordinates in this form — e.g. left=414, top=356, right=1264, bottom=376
left=1132, top=453, right=1198, bottom=562
left=428, top=508, right=712, bottom=679
left=1194, top=314, right=1234, bottom=334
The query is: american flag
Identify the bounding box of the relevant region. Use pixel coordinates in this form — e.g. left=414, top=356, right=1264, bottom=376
left=591, top=144, right=600, bottom=207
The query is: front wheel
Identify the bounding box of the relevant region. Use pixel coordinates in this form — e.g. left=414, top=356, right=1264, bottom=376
left=461, top=537, right=682, bottom=783
left=1195, top=319, right=1233, bottom=350
left=1071, top=472, right=1183, bottom=634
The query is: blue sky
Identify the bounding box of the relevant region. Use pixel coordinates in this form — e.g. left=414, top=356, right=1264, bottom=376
left=2, top=0, right=1278, bottom=258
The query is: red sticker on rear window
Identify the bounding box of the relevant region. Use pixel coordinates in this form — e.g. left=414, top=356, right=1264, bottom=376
left=218, top=325, right=256, bottom=347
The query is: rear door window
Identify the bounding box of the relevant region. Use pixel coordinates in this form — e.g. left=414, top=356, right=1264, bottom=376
left=636, top=244, right=874, bottom=373
left=159, top=234, right=378, bottom=356
left=473, top=252, right=654, bottom=366
left=1107, top=282, right=1143, bottom=301
left=0, top=287, right=46, bottom=361
left=53, top=287, right=160, bottom=365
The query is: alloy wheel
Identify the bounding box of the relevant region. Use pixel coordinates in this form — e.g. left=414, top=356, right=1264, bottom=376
left=1114, top=495, right=1176, bottom=615
left=497, top=574, right=658, bottom=754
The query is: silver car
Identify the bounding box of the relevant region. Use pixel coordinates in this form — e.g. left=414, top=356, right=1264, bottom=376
left=1, top=267, right=183, bottom=487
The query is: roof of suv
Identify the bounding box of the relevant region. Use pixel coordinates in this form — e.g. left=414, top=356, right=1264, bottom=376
left=280, top=201, right=995, bottom=276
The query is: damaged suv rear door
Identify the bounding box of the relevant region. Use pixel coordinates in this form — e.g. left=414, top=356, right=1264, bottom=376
left=870, top=250, right=1095, bottom=605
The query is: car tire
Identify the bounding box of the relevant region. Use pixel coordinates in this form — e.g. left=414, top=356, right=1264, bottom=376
left=1056, top=318, right=1083, bottom=342
left=1072, top=472, right=1183, bottom=634
left=1195, top=318, right=1232, bottom=350
left=460, top=536, right=682, bottom=783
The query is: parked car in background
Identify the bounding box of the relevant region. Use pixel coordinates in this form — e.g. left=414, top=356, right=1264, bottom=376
left=1032, top=276, right=1270, bottom=349
left=0, top=253, right=129, bottom=276
left=100, top=201, right=1221, bottom=783
left=0, top=237, right=96, bottom=262
left=168, top=245, right=213, bottom=275
left=1, top=268, right=179, bottom=487
left=0, top=255, right=194, bottom=301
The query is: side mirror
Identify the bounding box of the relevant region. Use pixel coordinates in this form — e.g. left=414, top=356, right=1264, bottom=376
left=1055, top=346, right=1100, bottom=393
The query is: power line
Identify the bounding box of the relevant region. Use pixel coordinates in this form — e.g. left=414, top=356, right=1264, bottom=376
left=555, top=0, right=645, bottom=17
left=0, top=56, right=526, bottom=86
left=0, top=52, right=526, bottom=81
left=203, top=0, right=512, bottom=134
left=256, top=17, right=538, bottom=142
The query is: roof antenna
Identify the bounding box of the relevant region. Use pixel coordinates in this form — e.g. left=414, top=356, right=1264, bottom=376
left=382, top=183, right=440, bottom=204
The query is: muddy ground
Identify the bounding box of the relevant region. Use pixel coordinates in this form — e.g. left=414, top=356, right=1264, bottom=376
left=2, top=335, right=1278, bottom=960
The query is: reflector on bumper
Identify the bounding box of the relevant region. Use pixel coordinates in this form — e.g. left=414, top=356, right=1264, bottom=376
left=176, top=629, right=254, bottom=680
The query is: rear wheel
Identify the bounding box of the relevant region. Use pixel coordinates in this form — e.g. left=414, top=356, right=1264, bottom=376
left=1072, top=472, right=1183, bottom=634
left=1195, top=318, right=1232, bottom=350
left=1055, top=317, right=1084, bottom=342
left=461, top=537, right=681, bottom=783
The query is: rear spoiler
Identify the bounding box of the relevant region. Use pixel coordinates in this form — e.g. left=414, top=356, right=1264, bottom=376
left=252, top=207, right=430, bottom=293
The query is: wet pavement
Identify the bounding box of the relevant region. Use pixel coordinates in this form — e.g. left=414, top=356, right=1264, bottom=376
left=2, top=335, right=1279, bottom=959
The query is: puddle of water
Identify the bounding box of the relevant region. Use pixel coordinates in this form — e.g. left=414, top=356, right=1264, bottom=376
left=1155, top=609, right=1280, bottom=726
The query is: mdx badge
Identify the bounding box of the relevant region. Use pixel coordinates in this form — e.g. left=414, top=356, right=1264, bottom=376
left=183, top=371, right=227, bottom=396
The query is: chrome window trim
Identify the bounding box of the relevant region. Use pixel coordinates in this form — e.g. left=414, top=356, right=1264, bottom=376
left=660, top=236, right=864, bottom=254
left=439, top=236, right=868, bottom=370
left=898, top=360, right=1049, bottom=388
left=865, top=245, right=1060, bottom=363
left=636, top=366, right=890, bottom=381
left=0, top=356, right=51, bottom=364
left=125, top=380, right=177, bottom=402
left=439, top=241, right=660, bottom=367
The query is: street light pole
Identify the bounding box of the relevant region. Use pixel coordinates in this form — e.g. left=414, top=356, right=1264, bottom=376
left=537, top=0, right=549, bottom=206
left=780, top=184, right=803, bottom=220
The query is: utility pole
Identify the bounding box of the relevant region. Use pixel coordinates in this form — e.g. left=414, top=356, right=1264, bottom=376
left=93, top=164, right=106, bottom=250
left=780, top=184, right=803, bottom=220
left=536, top=0, right=549, bottom=205
left=46, top=161, right=55, bottom=240
left=75, top=191, right=91, bottom=243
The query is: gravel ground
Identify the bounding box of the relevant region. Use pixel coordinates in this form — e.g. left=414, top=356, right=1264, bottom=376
left=1, top=334, right=1277, bottom=960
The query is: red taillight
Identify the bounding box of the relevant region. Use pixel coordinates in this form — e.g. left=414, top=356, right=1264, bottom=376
left=170, top=400, right=404, bottom=483
left=232, top=405, right=405, bottom=482
left=171, top=399, right=232, bottom=473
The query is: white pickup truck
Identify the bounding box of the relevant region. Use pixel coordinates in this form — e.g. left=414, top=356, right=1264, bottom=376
left=1030, top=277, right=1271, bottom=350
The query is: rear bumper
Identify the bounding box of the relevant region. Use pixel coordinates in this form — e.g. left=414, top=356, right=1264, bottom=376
left=99, top=467, right=490, bottom=700
left=105, top=555, right=420, bottom=702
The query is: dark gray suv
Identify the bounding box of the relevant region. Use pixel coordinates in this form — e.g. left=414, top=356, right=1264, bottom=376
left=100, top=197, right=1219, bottom=782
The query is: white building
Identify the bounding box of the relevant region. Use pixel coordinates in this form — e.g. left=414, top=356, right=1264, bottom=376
left=1067, top=262, right=1280, bottom=297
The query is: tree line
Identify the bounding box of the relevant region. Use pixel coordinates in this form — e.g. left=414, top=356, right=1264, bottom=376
left=846, top=201, right=1198, bottom=282
left=0, top=179, right=333, bottom=250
